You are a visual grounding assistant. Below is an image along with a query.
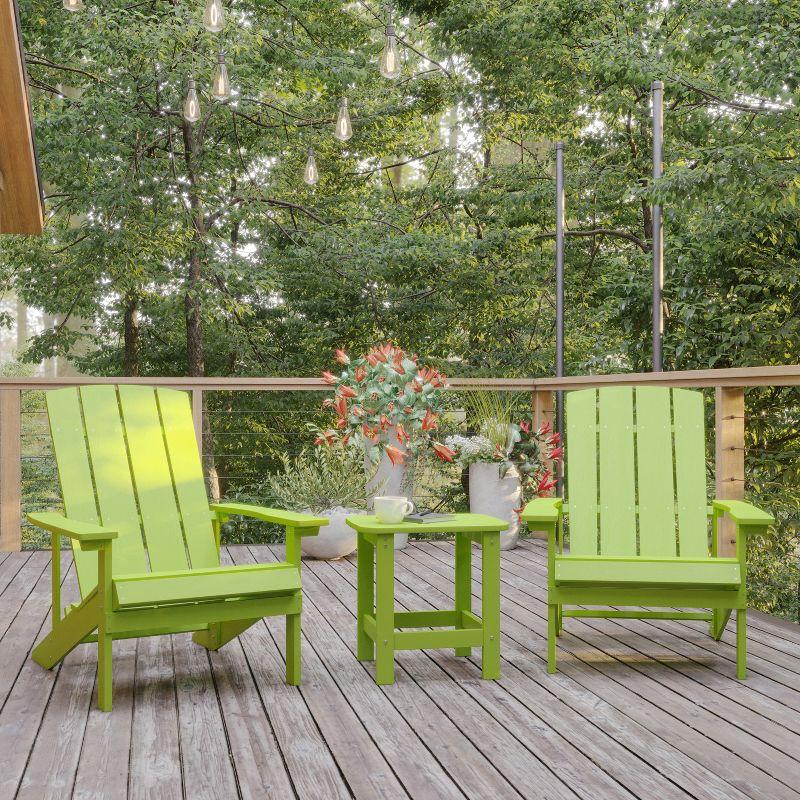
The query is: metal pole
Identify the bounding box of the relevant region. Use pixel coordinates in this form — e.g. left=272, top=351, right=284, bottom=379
left=652, top=80, right=664, bottom=372
left=555, top=142, right=565, bottom=495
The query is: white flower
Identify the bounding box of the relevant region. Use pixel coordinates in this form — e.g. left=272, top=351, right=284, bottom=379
left=444, top=434, right=497, bottom=466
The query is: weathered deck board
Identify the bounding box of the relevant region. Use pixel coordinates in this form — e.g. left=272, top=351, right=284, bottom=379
left=305, top=551, right=645, bottom=800
left=496, top=545, right=800, bottom=743
left=404, top=542, right=800, bottom=800
left=0, top=543, right=798, bottom=800
left=229, top=546, right=408, bottom=800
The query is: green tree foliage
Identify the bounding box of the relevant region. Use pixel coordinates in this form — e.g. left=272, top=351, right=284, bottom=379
left=1, top=0, right=799, bottom=616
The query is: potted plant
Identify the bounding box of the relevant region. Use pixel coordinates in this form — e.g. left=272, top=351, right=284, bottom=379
left=314, top=343, right=452, bottom=549
left=444, top=393, right=561, bottom=549
left=264, top=446, right=378, bottom=559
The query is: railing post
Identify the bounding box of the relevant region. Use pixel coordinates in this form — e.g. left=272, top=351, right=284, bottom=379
left=715, top=387, right=744, bottom=557
left=533, top=389, right=555, bottom=432
left=192, top=389, right=203, bottom=454
left=0, top=389, right=21, bottom=551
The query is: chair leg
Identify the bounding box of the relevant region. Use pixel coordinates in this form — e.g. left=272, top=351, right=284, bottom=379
left=97, top=625, right=112, bottom=712
left=711, top=607, right=732, bottom=640
left=286, top=612, right=301, bottom=686
left=547, top=604, right=557, bottom=674
left=32, top=593, right=101, bottom=670
left=736, top=608, right=747, bottom=680
left=555, top=604, right=563, bottom=637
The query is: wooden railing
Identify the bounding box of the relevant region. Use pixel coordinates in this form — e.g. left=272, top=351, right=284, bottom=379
left=1, top=364, right=799, bottom=553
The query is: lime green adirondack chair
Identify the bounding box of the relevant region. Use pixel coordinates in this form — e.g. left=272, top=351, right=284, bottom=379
left=522, top=386, right=772, bottom=679
left=29, top=385, right=327, bottom=711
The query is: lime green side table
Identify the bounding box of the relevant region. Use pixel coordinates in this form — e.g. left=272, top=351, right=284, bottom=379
left=346, top=513, right=509, bottom=685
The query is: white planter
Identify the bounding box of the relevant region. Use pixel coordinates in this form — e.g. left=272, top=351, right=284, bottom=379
left=364, top=427, right=411, bottom=550
left=469, top=462, right=521, bottom=550
left=301, top=506, right=364, bottom=560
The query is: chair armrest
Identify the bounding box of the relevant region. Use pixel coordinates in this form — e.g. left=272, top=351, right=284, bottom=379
left=27, top=512, right=117, bottom=550
left=210, top=504, right=329, bottom=568
left=712, top=500, right=773, bottom=527
left=210, top=503, right=328, bottom=531
left=521, top=497, right=563, bottom=524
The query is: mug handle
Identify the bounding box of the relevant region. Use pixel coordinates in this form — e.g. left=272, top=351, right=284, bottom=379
left=402, top=499, right=415, bottom=516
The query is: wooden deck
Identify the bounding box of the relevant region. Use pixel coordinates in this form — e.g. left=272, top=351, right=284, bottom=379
left=1, top=540, right=800, bottom=800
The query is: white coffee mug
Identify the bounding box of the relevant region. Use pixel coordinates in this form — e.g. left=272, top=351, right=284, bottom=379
left=374, top=495, right=415, bottom=524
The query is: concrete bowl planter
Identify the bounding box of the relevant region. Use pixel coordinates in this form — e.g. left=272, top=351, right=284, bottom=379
left=300, top=506, right=366, bottom=560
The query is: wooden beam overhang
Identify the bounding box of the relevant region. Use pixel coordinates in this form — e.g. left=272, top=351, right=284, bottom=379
left=0, top=0, right=44, bottom=235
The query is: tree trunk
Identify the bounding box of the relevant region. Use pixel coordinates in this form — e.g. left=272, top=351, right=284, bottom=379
left=180, top=118, right=218, bottom=501
left=202, top=397, right=221, bottom=503
left=123, top=292, right=140, bottom=377
left=185, top=247, right=205, bottom=377
left=181, top=118, right=206, bottom=378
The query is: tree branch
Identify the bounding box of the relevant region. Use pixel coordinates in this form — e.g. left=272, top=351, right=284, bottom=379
left=534, top=228, right=650, bottom=251
left=349, top=148, right=446, bottom=176
left=27, top=56, right=105, bottom=83
left=676, top=78, right=794, bottom=116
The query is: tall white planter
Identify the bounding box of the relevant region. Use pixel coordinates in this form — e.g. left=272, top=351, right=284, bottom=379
left=365, top=427, right=411, bottom=550
left=301, top=506, right=364, bottom=560
left=469, top=462, right=521, bottom=550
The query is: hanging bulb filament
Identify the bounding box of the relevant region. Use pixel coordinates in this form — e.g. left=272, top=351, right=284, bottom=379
left=212, top=51, right=231, bottom=101
left=334, top=97, right=353, bottom=142
left=183, top=77, right=201, bottom=123
left=304, top=148, right=319, bottom=185
left=379, top=7, right=401, bottom=79
left=203, top=0, right=225, bottom=32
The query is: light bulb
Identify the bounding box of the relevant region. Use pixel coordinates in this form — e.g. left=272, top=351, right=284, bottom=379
left=63, top=0, right=83, bottom=11
left=334, top=97, right=353, bottom=142
left=183, top=77, right=201, bottom=123
left=203, top=0, right=224, bottom=32
left=379, top=24, right=401, bottom=79
left=304, top=148, right=319, bottom=185
left=212, top=51, right=231, bottom=101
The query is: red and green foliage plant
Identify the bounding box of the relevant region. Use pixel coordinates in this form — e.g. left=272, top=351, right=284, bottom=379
left=314, top=343, right=450, bottom=465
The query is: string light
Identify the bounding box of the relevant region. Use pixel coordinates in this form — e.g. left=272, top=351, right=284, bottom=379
left=379, top=5, right=401, bottom=79
left=56, top=0, right=440, bottom=184
left=183, top=76, right=201, bottom=123
left=334, top=97, right=353, bottom=142
left=304, top=148, right=319, bottom=185
left=211, top=51, right=231, bottom=101
left=203, top=0, right=225, bottom=32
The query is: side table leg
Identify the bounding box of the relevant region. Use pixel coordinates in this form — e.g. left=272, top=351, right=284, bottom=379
left=357, top=532, right=375, bottom=661
left=454, top=531, right=472, bottom=657
left=481, top=532, right=501, bottom=679
left=375, top=534, right=396, bottom=684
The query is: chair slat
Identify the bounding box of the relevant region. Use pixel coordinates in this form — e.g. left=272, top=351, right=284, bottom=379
left=598, top=387, right=637, bottom=555
left=156, top=389, right=217, bottom=569
left=565, top=389, right=599, bottom=555
left=673, top=389, right=709, bottom=557
left=118, top=386, right=189, bottom=573
left=79, top=386, right=148, bottom=581
left=635, top=387, right=677, bottom=557
left=46, top=388, right=100, bottom=596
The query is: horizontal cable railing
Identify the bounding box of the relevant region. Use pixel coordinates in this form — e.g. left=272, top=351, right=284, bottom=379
left=3, top=365, right=800, bottom=621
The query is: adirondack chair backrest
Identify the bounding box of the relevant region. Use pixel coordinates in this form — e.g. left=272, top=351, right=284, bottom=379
left=565, top=386, right=708, bottom=558
left=46, top=385, right=218, bottom=597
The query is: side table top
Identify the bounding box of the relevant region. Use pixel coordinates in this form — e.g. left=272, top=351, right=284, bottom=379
left=346, top=512, right=509, bottom=535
